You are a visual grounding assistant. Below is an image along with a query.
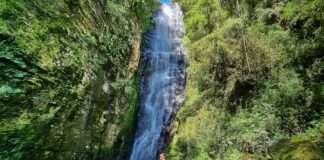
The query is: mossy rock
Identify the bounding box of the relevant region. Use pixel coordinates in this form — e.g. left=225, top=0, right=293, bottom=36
left=270, top=137, right=323, bottom=160
left=241, top=153, right=267, bottom=160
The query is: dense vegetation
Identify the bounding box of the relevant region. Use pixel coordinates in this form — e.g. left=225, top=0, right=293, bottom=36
left=1, top=0, right=323, bottom=159
left=166, top=0, right=323, bottom=159
left=0, top=0, right=159, bottom=159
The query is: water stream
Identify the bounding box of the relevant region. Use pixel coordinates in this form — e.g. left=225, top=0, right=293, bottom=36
left=130, top=3, right=186, bottom=160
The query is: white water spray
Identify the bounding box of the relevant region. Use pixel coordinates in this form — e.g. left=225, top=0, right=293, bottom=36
left=130, top=3, right=185, bottom=160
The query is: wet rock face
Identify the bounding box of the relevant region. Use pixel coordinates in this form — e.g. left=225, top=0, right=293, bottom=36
left=130, top=3, right=186, bottom=160
left=158, top=52, right=186, bottom=156
left=128, top=40, right=142, bottom=76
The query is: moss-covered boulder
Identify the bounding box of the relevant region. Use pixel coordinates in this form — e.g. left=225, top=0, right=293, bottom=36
left=270, top=137, right=323, bottom=160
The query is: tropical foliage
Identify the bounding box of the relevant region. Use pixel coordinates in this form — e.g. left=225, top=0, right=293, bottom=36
left=0, top=0, right=159, bottom=159
left=166, top=0, right=323, bottom=159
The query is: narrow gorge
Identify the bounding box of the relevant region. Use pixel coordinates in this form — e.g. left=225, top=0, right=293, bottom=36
left=1, top=0, right=323, bottom=160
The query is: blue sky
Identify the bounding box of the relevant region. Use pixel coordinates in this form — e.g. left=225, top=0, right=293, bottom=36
left=161, top=0, right=170, bottom=3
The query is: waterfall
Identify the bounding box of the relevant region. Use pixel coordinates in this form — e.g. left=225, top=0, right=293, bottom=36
left=130, top=3, right=186, bottom=160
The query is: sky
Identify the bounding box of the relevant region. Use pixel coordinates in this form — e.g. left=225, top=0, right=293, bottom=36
left=161, top=0, right=170, bottom=4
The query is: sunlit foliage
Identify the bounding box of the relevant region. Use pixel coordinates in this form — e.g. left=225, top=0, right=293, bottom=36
left=166, top=0, right=323, bottom=159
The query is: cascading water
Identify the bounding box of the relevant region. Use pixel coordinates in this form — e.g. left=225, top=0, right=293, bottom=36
left=130, top=3, right=186, bottom=160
